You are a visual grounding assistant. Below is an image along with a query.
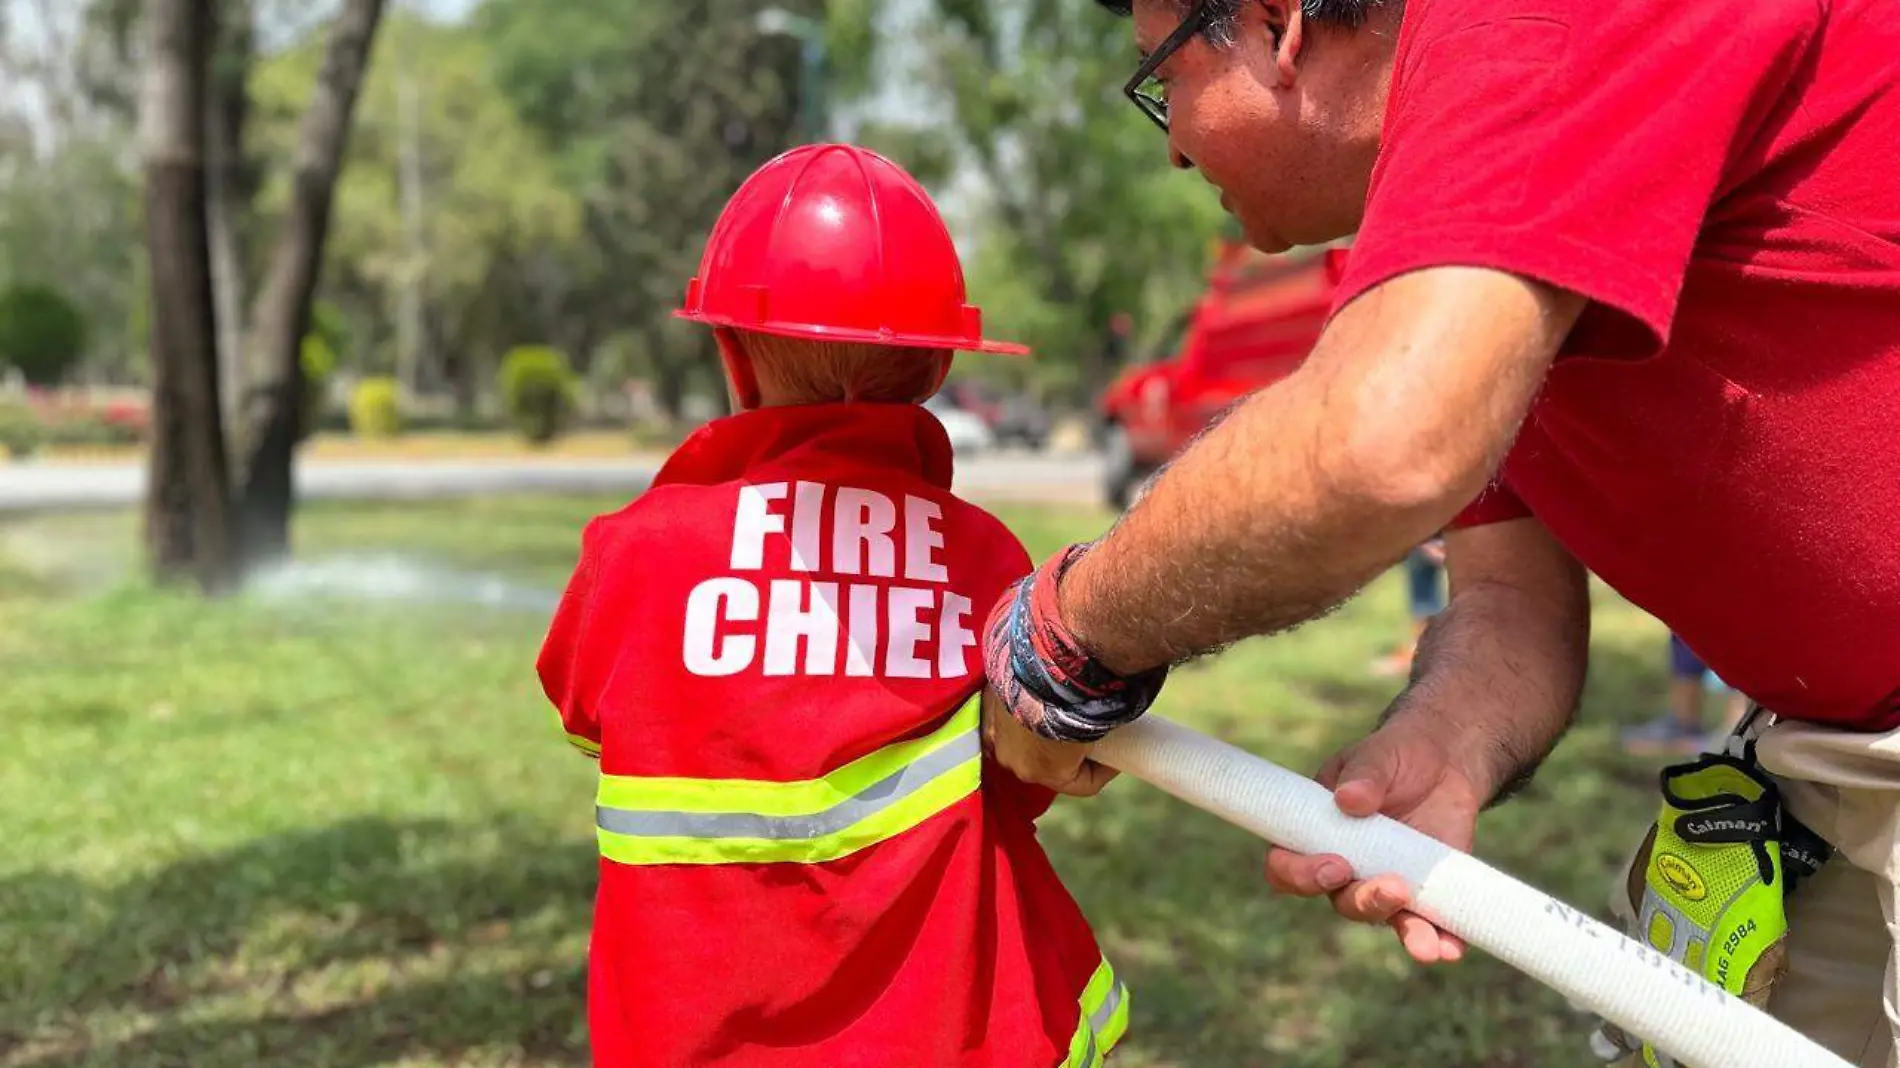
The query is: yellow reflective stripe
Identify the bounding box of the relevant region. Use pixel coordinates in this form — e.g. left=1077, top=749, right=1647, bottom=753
left=1064, top=958, right=1129, bottom=1068
left=596, top=697, right=977, bottom=817
left=1064, top=1019, right=1096, bottom=1068
left=597, top=752, right=978, bottom=865
left=550, top=707, right=602, bottom=757
left=593, top=696, right=982, bottom=866
left=1080, top=959, right=1116, bottom=1017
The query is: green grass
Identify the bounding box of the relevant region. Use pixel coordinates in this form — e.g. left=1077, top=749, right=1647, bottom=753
left=0, top=498, right=1676, bottom=1067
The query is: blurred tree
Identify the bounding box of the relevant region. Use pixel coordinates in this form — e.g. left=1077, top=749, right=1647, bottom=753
left=306, top=296, right=347, bottom=351
left=0, top=284, right=88, bottom=386
left=75, top=0, right=144, bottom=116
left=298, top=331, right=337, bottom=439
left=0, top=143, right=142, bottom=382
left=347, top=374, right=401, bottom=437
left=843, top=0, right=1229, bottom=405
left=230, top=0, right=386, bottom=564
left=0, top=0, right=261, bottom=402
left=251, top=13, right=580, bottom=413
left=0, top=0, right=153, bottom=385
left=138, top=0, right=236, bottom=592
left=496, top=344, right=577, bottom=446
left=209, top=0, right=260, bottom=428
left=478, top=0, right=827, bottom=421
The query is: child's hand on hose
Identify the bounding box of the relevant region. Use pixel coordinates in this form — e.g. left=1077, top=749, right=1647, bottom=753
left=979, top=689, right=1119, bottom=797
left=1263, top=711, right=1484, bottom=965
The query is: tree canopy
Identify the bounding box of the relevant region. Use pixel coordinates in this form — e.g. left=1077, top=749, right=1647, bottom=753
left=2, top=0, right=1242, bottom=412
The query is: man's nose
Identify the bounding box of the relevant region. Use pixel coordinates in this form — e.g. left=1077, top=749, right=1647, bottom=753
left=1169, top=142, right=1195, bottom=171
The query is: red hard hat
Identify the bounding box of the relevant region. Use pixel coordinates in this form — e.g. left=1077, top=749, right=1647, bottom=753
left=676, top=144, right=1028, bottom=356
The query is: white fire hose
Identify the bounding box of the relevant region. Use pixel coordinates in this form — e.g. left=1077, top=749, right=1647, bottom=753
left=1092, top=714, right=1850, bottom=1068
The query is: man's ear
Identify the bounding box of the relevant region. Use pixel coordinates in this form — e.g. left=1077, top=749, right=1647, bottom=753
left=1260, top=0, right=1306, bottom=87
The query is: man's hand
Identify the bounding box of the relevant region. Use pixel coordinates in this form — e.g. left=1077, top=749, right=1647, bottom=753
left=980, top=690, right=1120, bottom=797
left=1264, top=517, right=1591, bottom=965
left=1264, top=712, right=1484, bottom=964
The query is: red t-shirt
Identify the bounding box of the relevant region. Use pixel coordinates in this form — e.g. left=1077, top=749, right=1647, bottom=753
left=1333, top=0, right=1900, bottom=729
left=537, top=403, right=1116, bottom=1067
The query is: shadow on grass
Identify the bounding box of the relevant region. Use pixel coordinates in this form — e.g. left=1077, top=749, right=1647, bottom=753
left=11, top=969, right=589, bottom=1068
left=7, top=795, right=1600, bottom=1068
left=3, top=816, right=595, bottom=1068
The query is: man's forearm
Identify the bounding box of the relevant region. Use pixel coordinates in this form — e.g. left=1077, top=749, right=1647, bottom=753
left=1066, top=375, right=1443, bottom=671
left=1395, top=574, right=1589, bottom=804
left=1059, top=268, right=1585, bottom=675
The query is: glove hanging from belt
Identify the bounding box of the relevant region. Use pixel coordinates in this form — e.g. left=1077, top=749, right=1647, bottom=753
left=1591, top=748, right=1832, bottom=1067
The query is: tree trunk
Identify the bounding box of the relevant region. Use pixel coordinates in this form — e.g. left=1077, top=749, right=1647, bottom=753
left=140, top=0, right=234, bottom=592
left=394, top=46, right=431, bottom=398
left=442, top=337, right=478, bottom=418
left=208, top=0, right=255, bottom=433
left=233, top=0, right=386, bottom=564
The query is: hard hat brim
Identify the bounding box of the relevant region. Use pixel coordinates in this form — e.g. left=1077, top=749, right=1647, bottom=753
left=675, top=309, right=1031, bottom=357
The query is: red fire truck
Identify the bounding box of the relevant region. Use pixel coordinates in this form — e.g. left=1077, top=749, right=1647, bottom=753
left=1096, top=242, right=1349, bottom=508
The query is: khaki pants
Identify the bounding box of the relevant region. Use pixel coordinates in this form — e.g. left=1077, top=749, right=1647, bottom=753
left=1608, top=717, right=1900, bottom=1067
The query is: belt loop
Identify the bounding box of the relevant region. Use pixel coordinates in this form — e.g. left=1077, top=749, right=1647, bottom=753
left=1726, top=702, right=1776, bottom=761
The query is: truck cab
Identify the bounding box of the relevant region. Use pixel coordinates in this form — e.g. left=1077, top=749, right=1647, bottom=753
left=1096, top=242, right=1349, bottom=508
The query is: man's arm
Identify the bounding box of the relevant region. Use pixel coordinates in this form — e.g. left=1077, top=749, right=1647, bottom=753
left=1264, top=515, right=1590, bottom=963
left=1395, top=515, right=1592, bottom=804
left=1060, top=266, right=1586, bottom=674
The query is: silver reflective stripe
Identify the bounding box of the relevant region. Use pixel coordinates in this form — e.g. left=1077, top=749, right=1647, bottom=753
left=1088, top=981, right=1126, bottom=1035
left=596, top=730, right=980, bottom=841
left=1074, top=1028, right=1097, bottom=1068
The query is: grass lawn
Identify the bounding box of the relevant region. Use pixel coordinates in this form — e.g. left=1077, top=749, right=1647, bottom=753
left=0, top=496, right=1675, bottom=1067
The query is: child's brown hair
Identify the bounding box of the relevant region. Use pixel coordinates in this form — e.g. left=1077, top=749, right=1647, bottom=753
left=730, top=331, right=953, bottom=407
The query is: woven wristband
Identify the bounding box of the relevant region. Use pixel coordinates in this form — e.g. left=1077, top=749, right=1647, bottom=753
left=988, top=543, right=1169, bottom=743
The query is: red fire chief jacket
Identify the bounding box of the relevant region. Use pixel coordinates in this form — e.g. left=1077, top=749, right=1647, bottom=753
left=537, top=402, right=1128, bottom=1068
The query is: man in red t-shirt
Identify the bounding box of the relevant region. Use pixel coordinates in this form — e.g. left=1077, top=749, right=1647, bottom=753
left=979, top=0, right=1900, bottom=1060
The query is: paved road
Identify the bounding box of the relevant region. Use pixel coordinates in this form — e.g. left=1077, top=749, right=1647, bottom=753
left=0, top=451, right=1106, bottom=513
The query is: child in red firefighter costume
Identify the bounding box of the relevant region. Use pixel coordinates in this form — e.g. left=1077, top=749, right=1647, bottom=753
left=536, top=144, right=1129, bottom=1068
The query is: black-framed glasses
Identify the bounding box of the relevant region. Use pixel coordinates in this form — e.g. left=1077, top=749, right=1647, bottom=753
left=1122, top=0, right=1215, bottom=132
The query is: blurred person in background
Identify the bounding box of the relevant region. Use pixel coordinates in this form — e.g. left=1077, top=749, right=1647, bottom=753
left=1622, top=632, right=1754, bottom=757
left=1105, top=312, right=1136, bottom=375
left=1371, top=535, right=1444, bottom=678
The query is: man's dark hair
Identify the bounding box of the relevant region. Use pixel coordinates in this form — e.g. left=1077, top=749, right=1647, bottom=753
left=1096, top=0, right=1389, bottom=41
